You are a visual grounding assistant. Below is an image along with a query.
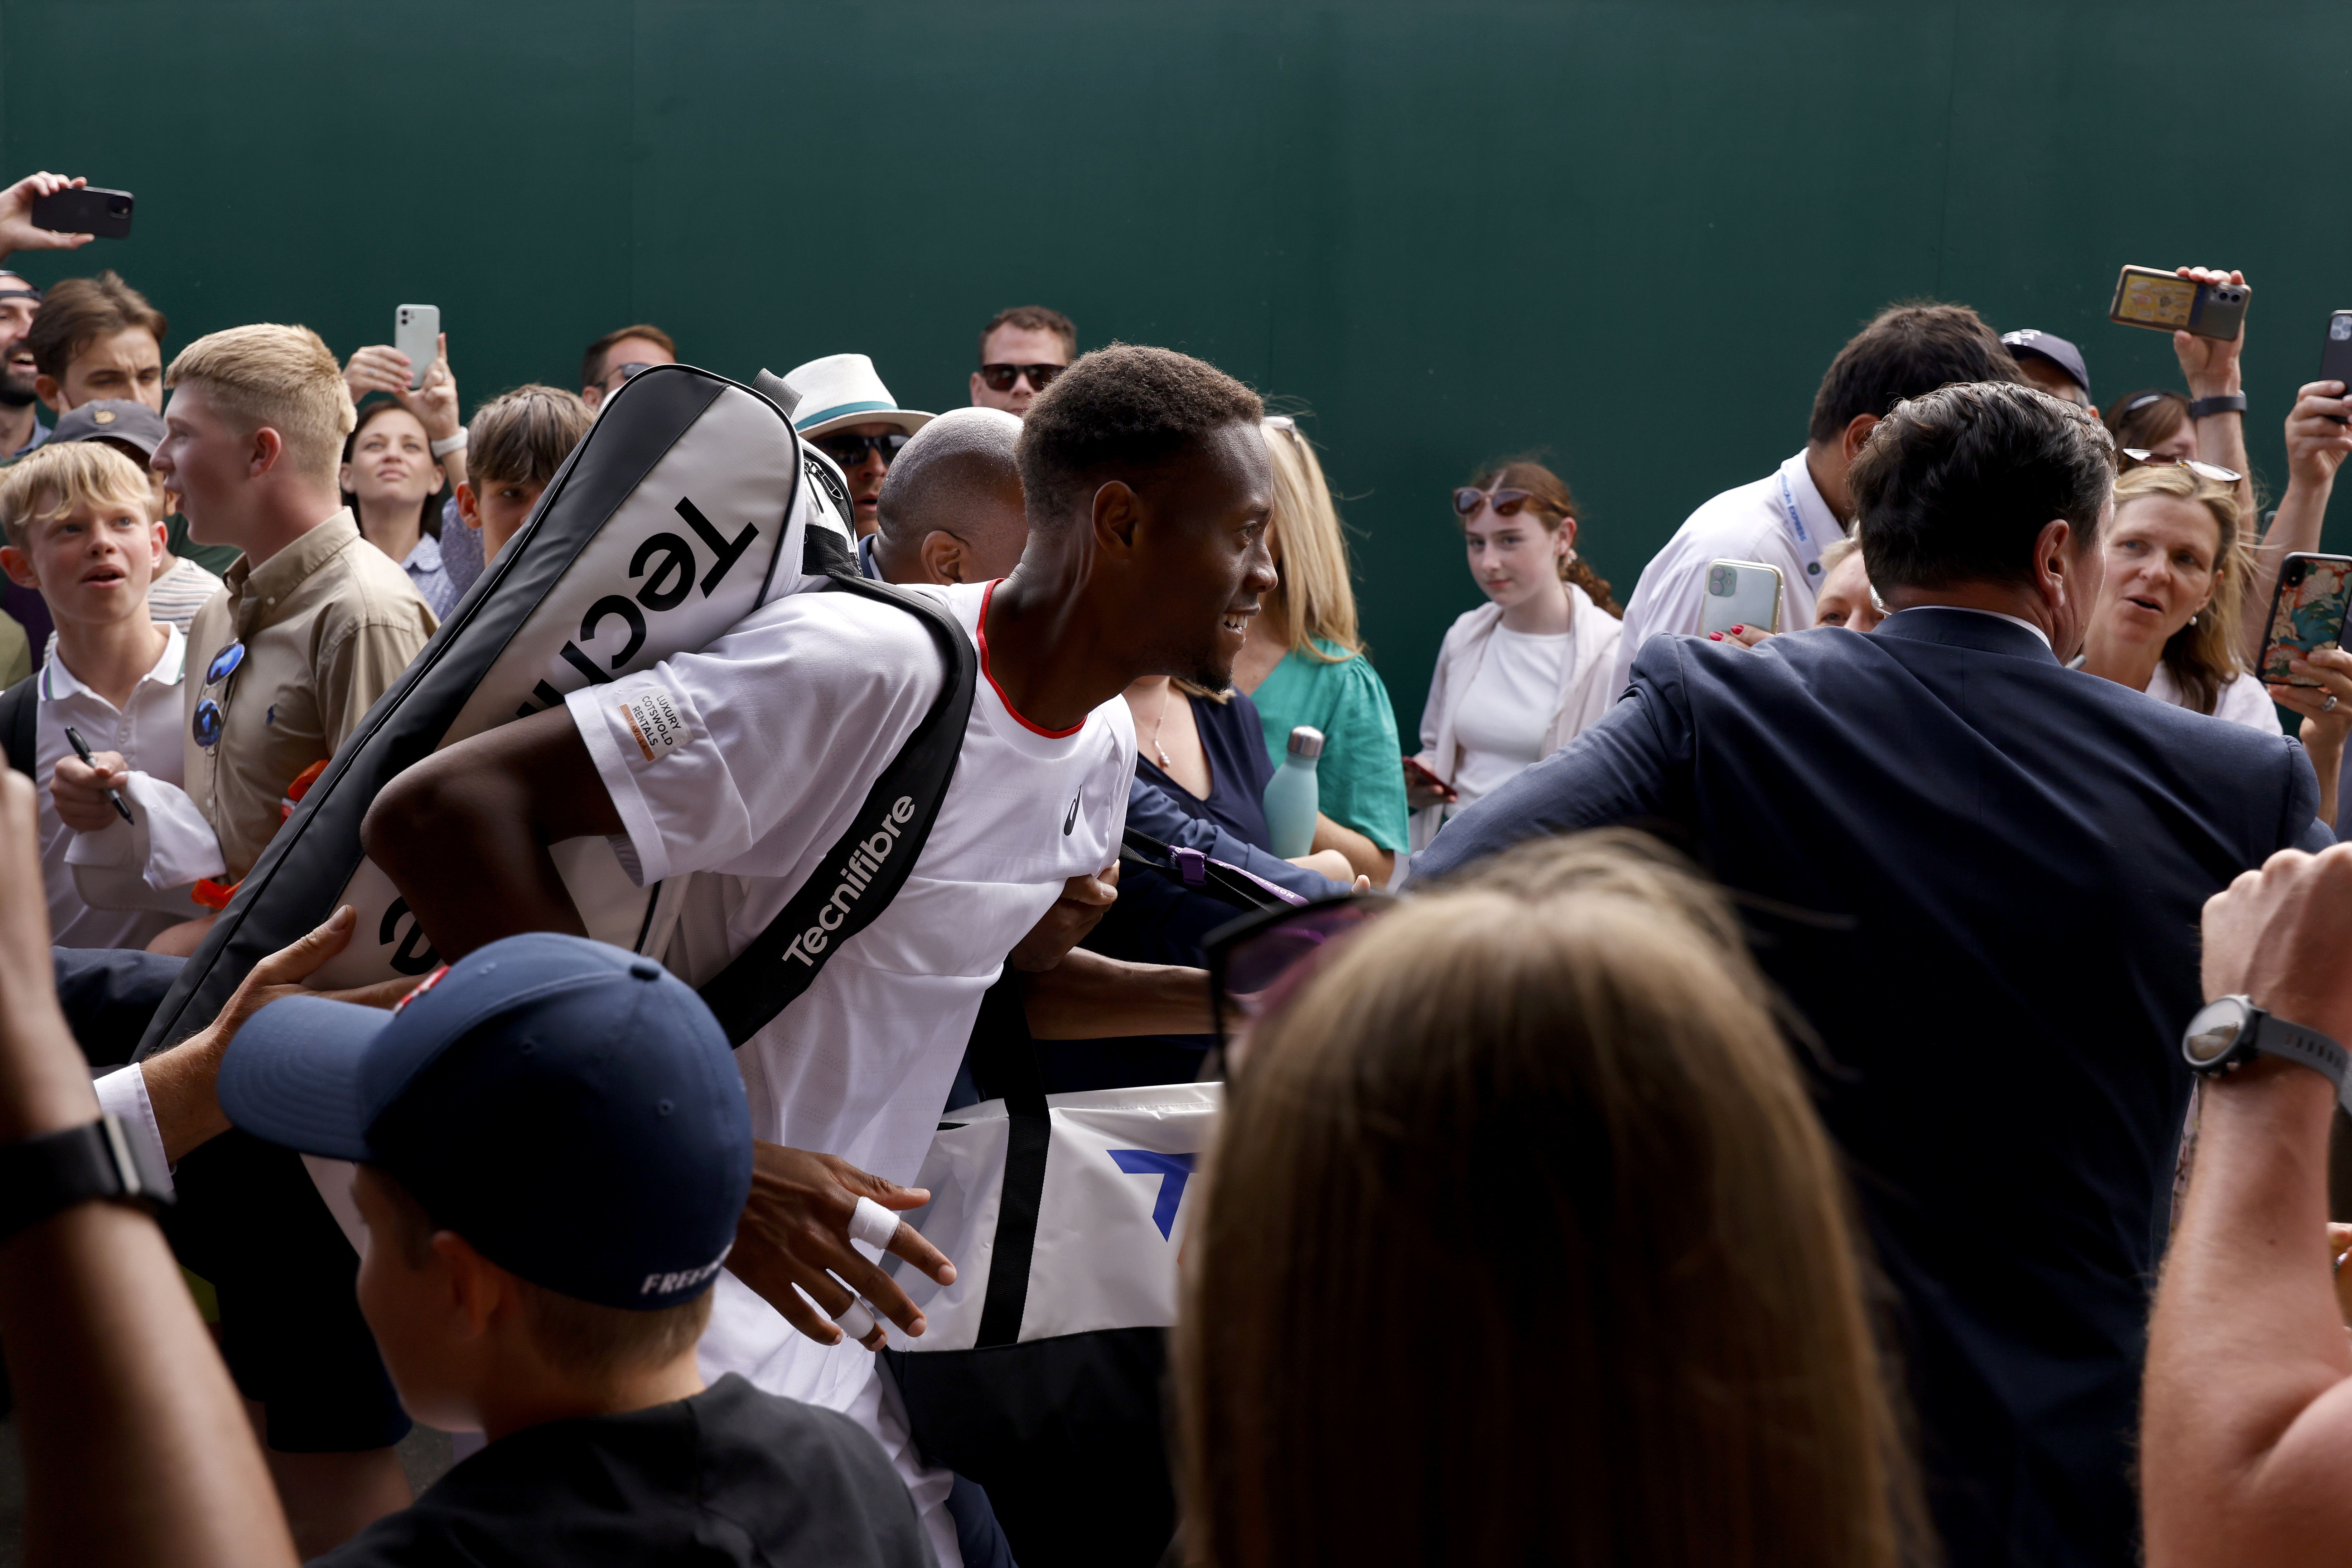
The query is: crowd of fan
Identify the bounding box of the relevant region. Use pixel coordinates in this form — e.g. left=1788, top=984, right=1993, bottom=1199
left=4, top=163, right=2352, bottom=1568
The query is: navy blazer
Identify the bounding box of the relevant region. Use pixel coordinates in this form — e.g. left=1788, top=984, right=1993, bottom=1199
left=1414, top=607, right=2330, bottom=1568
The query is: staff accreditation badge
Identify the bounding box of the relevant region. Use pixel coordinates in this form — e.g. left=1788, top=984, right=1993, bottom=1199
left=618, top=690, right=689, bottom=766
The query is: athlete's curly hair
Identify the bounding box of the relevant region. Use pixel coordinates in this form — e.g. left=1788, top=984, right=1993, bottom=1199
left=1016, top=343, right=1263, bottom=528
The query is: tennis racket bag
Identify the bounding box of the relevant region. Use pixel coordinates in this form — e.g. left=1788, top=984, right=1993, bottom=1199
left=138, top=363, right=976, bottom=1060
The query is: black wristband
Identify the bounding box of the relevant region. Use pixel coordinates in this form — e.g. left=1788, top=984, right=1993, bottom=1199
left=2188, top=393, right=2248, bottom=420
left=0, top=1116, right=170, bottom=1245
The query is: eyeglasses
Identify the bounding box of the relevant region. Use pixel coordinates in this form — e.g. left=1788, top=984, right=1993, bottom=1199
left=603, top=361, right=657, bottom=390
left=978, top=362, right=1065, bottom=394
left=2122, top=448, right=2243, bottom=484
left=190, top=640, right=245, bottom=751
left=1204, top=892, right=1395, bottom=1057
left=1453, top=486, right=1548, bottom=519
left=817, top=430, right=911, bottom=469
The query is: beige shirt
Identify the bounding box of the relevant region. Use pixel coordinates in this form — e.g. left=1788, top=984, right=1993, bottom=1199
left=183, top=508, right=436, bottom=881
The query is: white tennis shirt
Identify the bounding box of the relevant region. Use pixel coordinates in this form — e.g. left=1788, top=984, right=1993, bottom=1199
left=569, top=577, right=1135, bottom=1563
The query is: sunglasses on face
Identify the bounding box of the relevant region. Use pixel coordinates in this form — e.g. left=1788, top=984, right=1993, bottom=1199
left=190, top=639, right=245, bottom=752
left=817, top=431, right=911, bottom=469
left=2122, top=448, right=2243, bottom=484
left=1453, top=487, right=1547, bottom=519
left=603, top=361, right=656, bottom=389
left=979, top=362, right=1065, bottom=394
left=1204, top=892, right=1396, bottom=1058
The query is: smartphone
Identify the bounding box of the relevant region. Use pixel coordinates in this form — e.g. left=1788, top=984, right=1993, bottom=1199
left=2257, top=553, right=2352, bottom=687
left=2109, top=265, right=2250, bottom=341
left=1701, top=559, right=1784, bottom=636
left=1401, top=756, right=1456, bottom=799
left=28, top=185, right=132, bottom=239
left=393, top=304, right=439, bottom=391
left=2321, top=313, right=2352, bottom=423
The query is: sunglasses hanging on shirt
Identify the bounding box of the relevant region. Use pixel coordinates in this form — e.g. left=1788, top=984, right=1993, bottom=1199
left=190, top=640, right=245, bottom=752
left=978, top=363, right=1066, bottom=394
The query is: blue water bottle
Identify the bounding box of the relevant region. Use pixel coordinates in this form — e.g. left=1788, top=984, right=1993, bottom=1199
left=1262, top=725, right=1324, bottom=858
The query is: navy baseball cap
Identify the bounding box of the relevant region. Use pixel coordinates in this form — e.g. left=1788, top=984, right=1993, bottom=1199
left=2001, top=329, right=2091, bottom=402
left=219, top=933, right=752, bottom=1311
left=53, top=399, right=166, bottom=459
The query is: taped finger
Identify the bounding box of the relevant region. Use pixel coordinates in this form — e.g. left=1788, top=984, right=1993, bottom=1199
left=849, top=1195, right=903, bottom=1250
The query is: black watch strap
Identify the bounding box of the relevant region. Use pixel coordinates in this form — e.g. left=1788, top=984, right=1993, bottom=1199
left=0, top=1116, right=171, bottom=1245
left=2188, top=392, right=2248, bottom=420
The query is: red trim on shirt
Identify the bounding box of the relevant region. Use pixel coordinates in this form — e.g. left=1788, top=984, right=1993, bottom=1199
left=979, top=579, right=1084, bottom=739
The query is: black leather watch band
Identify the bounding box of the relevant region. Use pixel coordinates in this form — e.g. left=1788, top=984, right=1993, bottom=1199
left=0, top=1116, right=170, bottom=1245
left=2188, top=393, right=2248, bottom=420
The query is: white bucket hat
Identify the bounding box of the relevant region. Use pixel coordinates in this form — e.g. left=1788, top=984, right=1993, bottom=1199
left=776, top=353, right=933, bottom=440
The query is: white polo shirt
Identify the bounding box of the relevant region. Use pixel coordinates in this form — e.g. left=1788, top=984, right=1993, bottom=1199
left=33, top=625, right=223, bottom=949
left=569, top=577, right=1134, bottom=1565
left=1608, top=450, right=1846, bottom=692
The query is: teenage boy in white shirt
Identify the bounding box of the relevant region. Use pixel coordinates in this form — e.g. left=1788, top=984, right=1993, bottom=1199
left=358, top=343, right=1278, bottom=1564
left=0, top=441, right=221, bottom=948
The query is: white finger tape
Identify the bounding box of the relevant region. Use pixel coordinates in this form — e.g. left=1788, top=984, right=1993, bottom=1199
left=834, top=1298, right=879, bottom=1342
left=848, top=1195, right=902, bottom=1251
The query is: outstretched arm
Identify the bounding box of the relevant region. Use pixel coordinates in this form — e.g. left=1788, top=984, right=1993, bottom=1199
left=2142, top=844, right=2352, bottom=1567
left=362, top=706, right=621, bottom=960
left=0, top=773, right=298, bottom=1568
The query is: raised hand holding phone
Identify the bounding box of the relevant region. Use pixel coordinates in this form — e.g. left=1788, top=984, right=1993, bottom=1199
left=0, top=171, right=96, bottom=260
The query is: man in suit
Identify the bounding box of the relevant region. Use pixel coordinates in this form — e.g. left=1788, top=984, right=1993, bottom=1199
left=1414, top=381, right=2333, bottom=1568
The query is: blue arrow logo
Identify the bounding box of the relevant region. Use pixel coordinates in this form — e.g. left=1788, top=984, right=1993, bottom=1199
left=1107, top=1149, right=1196, bottom=1239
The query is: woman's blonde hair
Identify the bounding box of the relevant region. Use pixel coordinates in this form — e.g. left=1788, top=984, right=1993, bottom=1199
left=1260, top=419, right=1362, bottom=663
left=0, top=440, right=154, bottom=550
left=2111, top=464, right=2253, bottom=716
left=1178, top=831, right=1924, bottom=1568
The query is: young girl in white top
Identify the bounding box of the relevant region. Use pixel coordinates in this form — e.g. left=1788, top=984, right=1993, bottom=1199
left=1408, top=462, right=1624, bottom=853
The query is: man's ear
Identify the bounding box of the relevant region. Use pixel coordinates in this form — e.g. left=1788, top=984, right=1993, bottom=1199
left=251, top=425, right=288, bottom=481
left=0, top=544, right=37, bottom=591
left=432, top=1230, right=505, bottom=1338
left=581, top=385, right=604, bottom=410
left=33, top=375, right=61, bottom=412
left=2035, top=518, right=2076, bottom=600
left=1091, top=480, right=1141, bottom=552
left=455, top=481, right=480, bottom=530
left=1841, top=413, right=1881, bottom=465
left=917, top=530, right=968, bottom=585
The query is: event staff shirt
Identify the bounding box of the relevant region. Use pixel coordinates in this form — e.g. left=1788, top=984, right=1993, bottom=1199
left=569, top=577, right=1134, bottom=1565
left=311, top=1374, right=933, bottom=1568
left=1607, top=449, right=1844, bottom=692
left=31, top=624, right=218, bottom=948
left=182, top=509, right=435, bottom=882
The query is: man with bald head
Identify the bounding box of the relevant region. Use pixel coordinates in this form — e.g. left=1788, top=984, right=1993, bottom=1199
left=862, top=407, right=1029, bottom=585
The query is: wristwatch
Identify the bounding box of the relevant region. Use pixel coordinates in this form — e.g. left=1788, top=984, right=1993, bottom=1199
left=2188, top=393, right=2249, bottom=420
left=0, top=1116, right=172, bottom=1245
left=2181, top=995, right=2352, bottom=1110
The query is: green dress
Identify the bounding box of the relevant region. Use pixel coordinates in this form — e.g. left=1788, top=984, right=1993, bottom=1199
left=1249, top=639, right=1410, bottom=852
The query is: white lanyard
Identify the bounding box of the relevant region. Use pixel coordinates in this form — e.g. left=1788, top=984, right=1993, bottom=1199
left=1776, top=467, right=1830, bottom=590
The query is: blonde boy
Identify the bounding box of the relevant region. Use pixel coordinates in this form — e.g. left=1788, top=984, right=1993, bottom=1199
left=0, top=442, right=219, bottom=946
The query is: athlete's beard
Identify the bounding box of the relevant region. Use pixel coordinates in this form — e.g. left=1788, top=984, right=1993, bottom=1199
left=0, top=362, right=35, bottom=408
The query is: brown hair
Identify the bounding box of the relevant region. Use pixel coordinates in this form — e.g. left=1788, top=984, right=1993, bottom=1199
left=1463, top=459, right=1621, bottom=615
left=341, top=400, right=445, bottom=539
left=2110, top=464, right=2254, bottom=716
left=165, top=324, right=356, bottom=488
left=469, top=384, right=593, bottom=489
left=365, top=1166, right=711, bottom=1380
left=25, top=270, right=167, bottom=382
left=2104, top=389, right=2189, bottom=469
left=1178, top=831, right=1924, bottom=1568
left=1809, top=302, right=2020, bottom=445
left=978, top=305, right=1076, bottom=363
left=580, top=323, right=676, bottom=392
left=0, top=439, right=153, bottom=549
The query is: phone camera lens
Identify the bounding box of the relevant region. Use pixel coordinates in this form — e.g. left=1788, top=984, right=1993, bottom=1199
left=2290, top=561, right=2310, bottom=585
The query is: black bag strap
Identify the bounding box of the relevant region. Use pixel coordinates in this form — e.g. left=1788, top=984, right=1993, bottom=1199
left=694, top=521, right=979, bottom=1046
left=0, top=673, right=35, bottom=779
left=967, top=975, right=1048, bottom=1349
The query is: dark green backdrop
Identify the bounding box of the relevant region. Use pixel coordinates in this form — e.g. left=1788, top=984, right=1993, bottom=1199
left=4, top=0, right=2346, bottom=727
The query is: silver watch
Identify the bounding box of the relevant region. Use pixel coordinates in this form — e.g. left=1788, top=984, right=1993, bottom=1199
left=2182, top=994, right=2352, bottom=1111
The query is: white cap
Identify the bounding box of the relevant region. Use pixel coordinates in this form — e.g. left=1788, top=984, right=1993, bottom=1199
left=779, top=353, right=934, bottom=440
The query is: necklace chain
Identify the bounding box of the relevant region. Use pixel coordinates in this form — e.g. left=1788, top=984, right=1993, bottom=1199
left=1146, top=685, right=1174, bottom=771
